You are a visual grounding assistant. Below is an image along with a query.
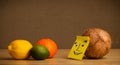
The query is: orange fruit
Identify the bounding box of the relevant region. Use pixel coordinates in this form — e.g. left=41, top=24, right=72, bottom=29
left=36, top=38, right=58, bottom=58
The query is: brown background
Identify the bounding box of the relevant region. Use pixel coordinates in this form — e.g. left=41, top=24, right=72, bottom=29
left=0, top=0, right=120, bottom=49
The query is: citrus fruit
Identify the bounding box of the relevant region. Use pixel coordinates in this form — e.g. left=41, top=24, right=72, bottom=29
left=8, top=39, right=33, bottom=60
left=30, top=45, right=50, bottom=60
left=36, top=38, right=58, bottom=58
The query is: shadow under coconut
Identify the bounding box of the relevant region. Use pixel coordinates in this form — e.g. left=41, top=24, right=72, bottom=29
left=83, top=57, right=107, bottom=60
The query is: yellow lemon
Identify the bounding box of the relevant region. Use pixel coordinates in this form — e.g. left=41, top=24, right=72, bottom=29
left=8, top=39, right=33, bottom=60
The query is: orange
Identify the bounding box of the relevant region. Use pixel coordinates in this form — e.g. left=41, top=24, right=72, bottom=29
left=36, top=38, right=58, bottom=58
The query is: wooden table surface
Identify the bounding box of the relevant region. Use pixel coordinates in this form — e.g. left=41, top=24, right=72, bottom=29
left=0, top=49, right=120, bottom=65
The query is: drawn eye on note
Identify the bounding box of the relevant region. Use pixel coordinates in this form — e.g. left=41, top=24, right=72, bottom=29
left=68, top=36, right=90, bottom=60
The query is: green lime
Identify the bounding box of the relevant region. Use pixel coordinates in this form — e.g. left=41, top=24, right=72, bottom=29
left=30, top=45, right=50, bottom=60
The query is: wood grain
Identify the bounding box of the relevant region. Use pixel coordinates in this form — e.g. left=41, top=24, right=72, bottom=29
left=0, top=49, right=120, bottom=65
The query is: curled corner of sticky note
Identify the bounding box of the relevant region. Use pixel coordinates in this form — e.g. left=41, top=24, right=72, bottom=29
left=68, top=36, right=90, bottom=60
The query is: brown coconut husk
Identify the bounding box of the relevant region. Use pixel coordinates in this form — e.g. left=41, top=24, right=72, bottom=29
left=82, top=28, right=112, bottom=59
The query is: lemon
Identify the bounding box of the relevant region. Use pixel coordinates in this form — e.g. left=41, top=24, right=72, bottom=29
left=8, top=39, right=33, bottom=60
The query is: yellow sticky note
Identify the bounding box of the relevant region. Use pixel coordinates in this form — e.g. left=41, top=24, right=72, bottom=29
left=68, top=36, right=90, bottom=60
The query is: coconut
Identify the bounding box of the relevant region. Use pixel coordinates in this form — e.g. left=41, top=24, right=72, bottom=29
left=82, top=28, right=112, bottom=59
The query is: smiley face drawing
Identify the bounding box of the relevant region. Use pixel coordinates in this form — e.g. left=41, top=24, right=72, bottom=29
left=68, top=36, right=90, bottom=60
left=73, top=42, right=83, bottom=55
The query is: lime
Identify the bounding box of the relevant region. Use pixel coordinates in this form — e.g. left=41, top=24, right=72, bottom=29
left=30, top=45, right=50, bottom=60
left=8, top=39, right=33, bottom=60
